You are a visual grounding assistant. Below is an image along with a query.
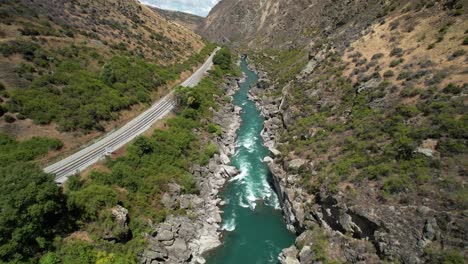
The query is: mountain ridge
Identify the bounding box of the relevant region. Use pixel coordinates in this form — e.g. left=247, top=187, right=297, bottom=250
left=148, top=6, right=204, bottom=32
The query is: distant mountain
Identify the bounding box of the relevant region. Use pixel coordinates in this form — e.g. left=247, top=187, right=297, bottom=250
left=148, top=6, right=204, bottom=32
left=200, top=0, right=406, bottom=49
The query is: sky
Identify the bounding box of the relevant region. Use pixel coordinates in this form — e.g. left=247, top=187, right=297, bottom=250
left=140, top=0, right=220, bottom=17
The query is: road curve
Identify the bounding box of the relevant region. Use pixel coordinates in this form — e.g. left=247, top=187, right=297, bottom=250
left=45, top=47, right=220, bottom=183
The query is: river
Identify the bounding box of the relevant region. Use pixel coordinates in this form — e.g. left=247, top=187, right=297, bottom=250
left=206, top=58, right=295, bottom=263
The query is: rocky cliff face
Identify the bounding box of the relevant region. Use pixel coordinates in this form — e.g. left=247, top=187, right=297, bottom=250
left=199, top=0, right=397, bottom=49
left=214, top=0, right=467, bottom=263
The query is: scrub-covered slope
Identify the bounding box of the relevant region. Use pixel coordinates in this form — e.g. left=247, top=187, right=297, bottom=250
left=149, top=6, right=204, bottom=31
left=205, top=0, right=468, bottom=262
left=200, top=0, right=398, bottom=49
left=0, top=0, right=205, bottom=137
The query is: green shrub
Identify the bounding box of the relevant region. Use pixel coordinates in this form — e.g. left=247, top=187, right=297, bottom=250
left=425, top=249, right=465, bottom=264
left=443, top=83, right=462, bottom=94
left=383, top=70, right=395, bottom=77
left=3, top=114, right=15, bottom=123
left=68, top=185, right=118, bottom=221
left=207, top=123, right=222, bottom=136
left=53, top=241, right=97, bottom=264
left=397, top=71, right=411, bottom=80
left=382, top=175, right=410, bottom=195
left=371, top=53, right=384, bottom=60
left=0, top=40, right=41, bottom=61
left=396, top=105, right=420, bottom=118
left=390, top=47, right=404, bottom=57
left=463, top=37, right=468, bottom=45
left=390, top=58, right=404, bottom=67
left=448, top=49, right=466, bottom=60
left=437, top=138, right=467, bottom=155
left=362, top=163, right=392, bottom=180
left=426, top=72, right=447, bottom=85
left=213, top=47, right=233, bottom=71
left=201, top=142, right=219, bottom=165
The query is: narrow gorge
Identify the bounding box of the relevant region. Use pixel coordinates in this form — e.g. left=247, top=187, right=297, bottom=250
left=206, top=58, right=295, bottom=263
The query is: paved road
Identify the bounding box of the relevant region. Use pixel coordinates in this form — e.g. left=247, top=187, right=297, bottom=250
left=45, top=47, right=220, bottom=183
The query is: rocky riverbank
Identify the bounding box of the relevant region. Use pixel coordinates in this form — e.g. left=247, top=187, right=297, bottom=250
left=141, top=76, right=243, bottom=264
left=248, top=58, right=467, bottom=264
left=248, top=63, right=392, bottom=264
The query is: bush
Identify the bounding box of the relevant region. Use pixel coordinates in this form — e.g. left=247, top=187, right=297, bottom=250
left=0, top=40, right=41, bottom=61
left=397, top=71, right=411, bottom=80
left=390, top=47, right=404, bottom=57
left=443, top=83, right=462, bottom=94
left=4, top=114, right=15, bottom=123
left=448, top=49, right=466, bottom=61
left=437, top=138, right=467, bottom=155
left=426, top=72, right=447, bottom=85
left=383, top=70, right=395, bottom=78
left=425, top=249, right=465, bottom=264
left=68, top=185, right=118, bottom=221
left=418, top=60, right=433, bottom=68
left=213, top=47, right=233, bottom=71
left=371, top=53, right=384, bottom=60
left=207, top=123, right=222, bottom=136
left=382, top=175, right=410, bottom=195
left=396, top=105, right=420, bottom=118
left=0, top=105, right=5, bottom=117
left=0, top=133, right=63, bottom=166
left=389, top=21, right=399, bottom=30
left=390, top=58, right=404, bottom=67
left=463, top=37, right=468, bottom=45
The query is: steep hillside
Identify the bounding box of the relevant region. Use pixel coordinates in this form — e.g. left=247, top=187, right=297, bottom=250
left=205, top=0, right=468, bottom=263
left=149, top=6, right=204, bottom=31
left=0, top=0, right=208, bottom=155
left=200, top=0, right=397, bottom=49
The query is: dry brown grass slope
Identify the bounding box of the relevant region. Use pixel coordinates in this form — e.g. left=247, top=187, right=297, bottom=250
left=0, top=0, right=206, bottom=161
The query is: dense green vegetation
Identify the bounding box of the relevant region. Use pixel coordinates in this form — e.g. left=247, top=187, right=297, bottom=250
left=0, top=44, right=233, bottom=263
left=28, top=46, right=234, bottom=264
left=4, top=42, right=216, bottom=132
left=0, top=46, right=235, bottom=264
left=0, top=134, right=65, bottom=263
left=0, top=134, right=63, bottom=166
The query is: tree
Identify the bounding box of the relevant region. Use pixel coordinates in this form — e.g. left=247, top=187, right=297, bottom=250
left=213, top=47, right=232, bottom=71
left=67, top=185, right=118, bottom=221
left=0, top=163, right=66, bottom=263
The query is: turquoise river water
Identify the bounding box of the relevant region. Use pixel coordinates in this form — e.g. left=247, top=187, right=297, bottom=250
left=206, top=58, right=295, bottom=263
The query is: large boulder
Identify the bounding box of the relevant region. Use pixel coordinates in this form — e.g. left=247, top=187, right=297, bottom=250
left=102, top=205, right=131, bottom=242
